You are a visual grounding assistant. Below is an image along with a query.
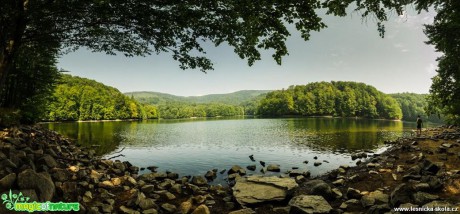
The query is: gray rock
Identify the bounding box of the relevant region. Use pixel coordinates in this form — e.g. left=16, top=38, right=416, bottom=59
left=18, top=169, right=55, bottom=201
left=139, top=172, right=167, bottom=181
left=246, top=165, right=256, bottom=171
left=267, top=164, right=280, bottom=172
left=313, top=162, right=322, bottom=167
left=193, top=195, right=206, bottom=204
left=139, top=197, right=157, bottom=210
left=441, top=143, right=452, bottom=148
left=113, top=161, right=126, bottom=171
left=232, top=175, right=298, bottom=205
left=167, top=172, right=179, bottom=180
left=331, top=188, right=342, bottom=199
left=390, top=183, right=413, bottom=207
left=191, top=176, right=208, bottom=186
left=191, top=204, right=210, bottom=214
left=170, top=184, right=182, bottom=194
left=304, top=180, right=334, bottom=200
left=161, top=203, right=177, bottom=213
left=339, top=199, right=361, bottom=211
left=228, top=165, right=246, bottom=175
left=163, top=192, right=176, bottom=200
left=101, top=204, right=114, bottom=213
left=40, top=154, right=58, bottom=168
left=413, top=192, right=439, bottom=205
left=52, top=168, right=69, bottom=182
left=361, top=190, right=388, bottom=207
left=289, top=170, right=309, bottom=177
left=0, top=173, right=16, bottom=191
left=361, top=195, right=375, bottom=207
left=158, top=179, right=175, bottom=190
left=204, top=171, right=216, bottom=180
left=289, top=195, right=333, bottom=214
left=332, top=179, right=345, bottom=186
left=180, top=200, right=193, bottom=214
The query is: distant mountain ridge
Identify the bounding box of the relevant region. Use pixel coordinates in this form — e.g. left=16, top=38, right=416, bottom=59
left=125, top=90, right=271, bottom=105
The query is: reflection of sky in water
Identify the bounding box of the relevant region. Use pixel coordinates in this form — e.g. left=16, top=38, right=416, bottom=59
left=43, top=118, right=433, bottom=184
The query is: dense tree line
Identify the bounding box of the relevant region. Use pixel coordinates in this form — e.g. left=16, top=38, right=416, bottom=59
left=126, top=90, right=270, bottom=106
left=46, top=75, right=157, bottom=121
left=257, top=82, right=402, bottom=119
left=157, top=103, right=244, bottom=119
left=390, top=93, right=443, bottom=123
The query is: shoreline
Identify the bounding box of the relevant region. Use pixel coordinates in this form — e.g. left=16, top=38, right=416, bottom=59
left=0, top=125, right=459, bottom=213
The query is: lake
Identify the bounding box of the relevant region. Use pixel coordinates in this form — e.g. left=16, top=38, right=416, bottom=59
left=42, top=117, right=425, bottom=184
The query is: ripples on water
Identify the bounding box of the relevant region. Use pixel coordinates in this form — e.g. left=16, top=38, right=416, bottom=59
left=43, top=117, right=429, bottom=184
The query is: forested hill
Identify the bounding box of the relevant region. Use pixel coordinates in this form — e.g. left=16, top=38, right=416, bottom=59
left=45, top=75, right=158, bottom=121
left=125, top=90, right=271, bottom=105
left=257, top=81, right=403, bottom=119
left=45, top=76, right=442, bottom=122
left=390, top=93, right=443, bottom=123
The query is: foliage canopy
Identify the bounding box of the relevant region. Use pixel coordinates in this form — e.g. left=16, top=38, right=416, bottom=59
left=1, top=0, right=459, bottom=124
left=257, top=81, right=403, bottom=119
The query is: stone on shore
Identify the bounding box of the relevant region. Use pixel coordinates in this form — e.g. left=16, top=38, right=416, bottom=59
left=232, top=175, right=298, bottom=205
left=246, top=165, right=256, bottom=171
left=289, top=195, right=333, bottom=214
left=191, top=176, right=208, bottom=186
left=17, top=169, right=55, bottom=201
left=266, top=164, right=280, bottom=172
left=303, top=180, right=334, bottom=200
left=228, top=165, right=246, bottom=175
left=191, top=204, right=210, bottom=214
left=0, top=173, right=16, bottom=191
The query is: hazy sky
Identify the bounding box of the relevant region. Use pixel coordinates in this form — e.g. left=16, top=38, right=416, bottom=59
left=57, top=9, right=439, bottom=96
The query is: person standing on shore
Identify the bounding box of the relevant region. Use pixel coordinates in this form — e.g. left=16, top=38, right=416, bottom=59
left=416, top=115, right=423, bottom=136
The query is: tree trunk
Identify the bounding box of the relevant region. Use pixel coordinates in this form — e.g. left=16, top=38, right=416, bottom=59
left=0, top=0, right=28, bottom=107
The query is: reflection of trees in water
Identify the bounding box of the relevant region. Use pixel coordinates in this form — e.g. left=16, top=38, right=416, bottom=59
left=45, top=122, right=124, bottom=155
left=285, top=118, right=404, bottom=153
left=43, top=118, right=407, bottom=156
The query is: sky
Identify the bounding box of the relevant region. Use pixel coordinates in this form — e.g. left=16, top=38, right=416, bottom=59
left=57, top=8, right=439, bottom=96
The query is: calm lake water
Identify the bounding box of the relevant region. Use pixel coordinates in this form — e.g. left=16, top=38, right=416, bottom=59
left=42, top=117, right=427, bottom=184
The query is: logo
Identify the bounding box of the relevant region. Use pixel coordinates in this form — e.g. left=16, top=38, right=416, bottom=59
left=2, top=190, right=80, bottom=212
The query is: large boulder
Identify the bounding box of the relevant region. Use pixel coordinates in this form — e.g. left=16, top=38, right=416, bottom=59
left=17, top=169, right=55, bottom=201
left=289, top=195, right=333, bottom=214
left=303, top=180, right=334, bottom=200
left=0, top=173, right=16, bottom=191
left=232, top=176, right=298, bottom=206
left=390, top=183, right=413, bottom=207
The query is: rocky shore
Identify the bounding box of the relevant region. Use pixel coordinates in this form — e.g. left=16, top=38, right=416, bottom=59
left=1, top=125, right=460, bottom=213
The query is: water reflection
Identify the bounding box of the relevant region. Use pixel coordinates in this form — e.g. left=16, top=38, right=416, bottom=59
left=43, top=118, right=423, bottom=183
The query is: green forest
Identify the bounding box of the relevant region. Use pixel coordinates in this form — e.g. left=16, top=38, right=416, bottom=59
left=44, top=75, right=442, bottom=123
left=390, top=93, right=444, bottom=123
left=45, top=75, right=158, bottom=121
left=257, top=82, right=403, bottom=119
